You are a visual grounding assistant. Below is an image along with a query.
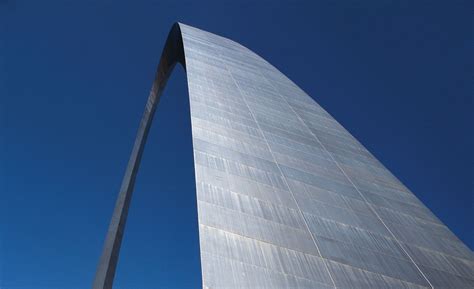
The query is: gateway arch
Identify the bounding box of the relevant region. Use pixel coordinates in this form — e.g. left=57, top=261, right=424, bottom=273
left=93, top=23, right=474, bottom=289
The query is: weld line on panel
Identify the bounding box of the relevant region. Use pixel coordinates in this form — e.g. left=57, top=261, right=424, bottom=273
left=200, top=250, right=335, bottom=289
left=200, top=224, right=431, bottom=289
left=201, top=225, right=335, bottom=286
left=256, top=69, right=435, bottom=289
left=197, top=180, right=307, bottom=223
left=222, top=62, right=338, bottom=289
left=196, top=198, right=308, bottom=232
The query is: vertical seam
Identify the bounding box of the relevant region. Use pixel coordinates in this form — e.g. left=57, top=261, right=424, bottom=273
left=256, top=69, right=434, bottom=289
left=222, top=62, right=338, bottom=289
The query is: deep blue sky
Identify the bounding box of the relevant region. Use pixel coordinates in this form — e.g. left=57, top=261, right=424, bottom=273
left=1, top=0, right=472, bottom=288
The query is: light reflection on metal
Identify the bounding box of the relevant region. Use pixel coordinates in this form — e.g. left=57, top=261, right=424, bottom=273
left=93, top=23, right=474, bottom=289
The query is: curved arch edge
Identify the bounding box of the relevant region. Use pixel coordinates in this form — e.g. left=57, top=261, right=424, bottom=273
left=92, top=22, right=186, bottom=289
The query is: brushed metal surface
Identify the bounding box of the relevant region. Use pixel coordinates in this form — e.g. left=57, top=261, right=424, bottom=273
left=93, top=23, right=474, bottom=289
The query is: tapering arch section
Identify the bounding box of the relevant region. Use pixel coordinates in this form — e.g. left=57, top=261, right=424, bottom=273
left=93, top=22, right=474, bottom=289
left=92, top=23, right=186, bottom=289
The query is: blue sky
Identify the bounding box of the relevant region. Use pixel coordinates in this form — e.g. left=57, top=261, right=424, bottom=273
left=1, top=0, right=472, bottom=288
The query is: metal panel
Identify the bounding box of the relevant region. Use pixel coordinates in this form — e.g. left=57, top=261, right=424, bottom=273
left=179, top=23, right=474, bottom=288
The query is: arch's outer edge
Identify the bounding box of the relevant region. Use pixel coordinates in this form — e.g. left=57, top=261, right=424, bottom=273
left=92, top=23, right=185, bottom=289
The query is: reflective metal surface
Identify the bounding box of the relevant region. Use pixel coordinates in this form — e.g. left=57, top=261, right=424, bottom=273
left=94, top=23, right=474, bottom=288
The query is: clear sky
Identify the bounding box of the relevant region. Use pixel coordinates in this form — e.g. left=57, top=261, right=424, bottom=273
left=1, top=0, right=472, bottom=288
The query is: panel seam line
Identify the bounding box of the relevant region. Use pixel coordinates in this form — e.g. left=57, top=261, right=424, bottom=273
left=222, top=63, right=338, bottom=289
left=257, top=70, right=435, bottom=288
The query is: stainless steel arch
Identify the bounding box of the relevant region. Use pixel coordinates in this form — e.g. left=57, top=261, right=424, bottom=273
left=93, top=22, right=474, bottom=289
left=92, top=23, right=184, bottom=289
